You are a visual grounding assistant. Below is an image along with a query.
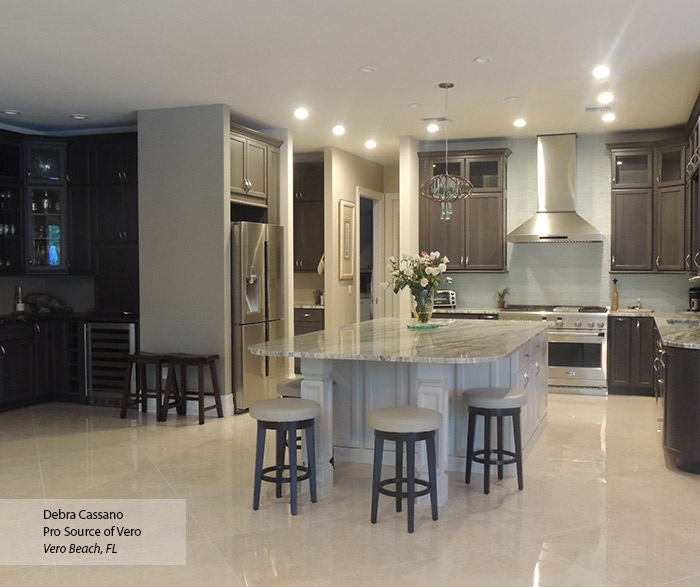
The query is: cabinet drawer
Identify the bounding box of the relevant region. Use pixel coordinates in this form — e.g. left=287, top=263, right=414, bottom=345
left=294, top=308, right=324, bottom=323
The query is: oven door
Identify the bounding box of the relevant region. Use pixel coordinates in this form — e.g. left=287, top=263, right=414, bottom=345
left=548, top=330, right=607, bottom=388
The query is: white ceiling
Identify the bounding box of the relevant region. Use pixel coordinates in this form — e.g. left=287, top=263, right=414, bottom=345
left=2, top=0, right=700, bottom=164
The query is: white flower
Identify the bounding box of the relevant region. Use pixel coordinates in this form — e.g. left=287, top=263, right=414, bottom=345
left=420, top=277, right=429, bottom=287
left=406, top=268, right=413, bottom=277
left=425, top=266, right=434, bottom=275
left=388, top=256, right=396, bottom=264
left=438, top=263, right=447, bottom=273
left=442, top=256, right=449, bottom=264
left=430, top=251, right=439, bottom=260
left=402, top=254, right=409, bottom=261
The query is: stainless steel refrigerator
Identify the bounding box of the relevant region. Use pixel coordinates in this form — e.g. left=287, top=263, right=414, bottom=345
left=232, top=221, right=286, bottom=412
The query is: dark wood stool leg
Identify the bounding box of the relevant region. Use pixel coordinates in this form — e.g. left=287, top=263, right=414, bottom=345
left=427, top=434, right=438, bottom=522
left=395, top=439, right=403, bottom=513
left=406, top=438, right=416, bottom=534
left=208, top=359, right=224, bottom=418
left=497, top=415, right=504, bottom=480
left=483, top=414, right=491, bottom=495
left=275, top=428, right=285, bottom=499
left=120, top=360, right=134, bottom=418
left=371, top=436, right=383, bottom=524
left=465, top=411, right=476, bottom=484
left=138, top=364, right=147, bottom=413
left=253, top=424, right=266, bottom=510
left=306, top=423, right=317, bottom=503
left=513, top=412, right=524, bottom=490
left=180, top=363, right=188, bottom=415
left=289, top=423, right=298, bottom=515
left=197, top=363, right=205, bottom=425
left=156, top=361, right=165, bottom=422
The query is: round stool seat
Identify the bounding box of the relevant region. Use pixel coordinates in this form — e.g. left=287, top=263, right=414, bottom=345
left=462, top=387, right=527, bottom=410
left=250, top=397, right=320, bottom=422
left=368, top=406, right=442, bottom=434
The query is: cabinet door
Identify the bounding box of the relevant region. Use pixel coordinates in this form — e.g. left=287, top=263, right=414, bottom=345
left=0, top=185, right=23, bottom=273
left=608, top=317, right=631, bottom=386
left=631, top=318, right=654, bottom=388
left=294, top=201, right=324, bottom=271
left=0, top=133, right=22, bottom=182
left=611, top=150, right=652, bottom=188
left=94, top=184, right=124, bottom=243
left=67, top=143, right=90, bottom=185
left=229, top=135, right=247, bottom=195
left=465, top=193, right=504, bottom=270
left=610, top=189, right=653, bottom=271
left=26, top=187, right=67, bottom=272
left=466, top=156, right=502, bottom=192
left=294, top=162, right=324, bottom=201
left=655, top=185, right=686, bottom=271
left=690, top=172, right=700, bottom=272
left=245, top=139, right=267, bottom=200
left=67, top=186, right=92, bottom=272
left=122, top=183, right=138, bottom=243
left=0, top=329, right=35, bottom=404
left=655, top=145, right=685, bottom=187
left=34, top=321, right=50, bottom=397
left=91, top=143, right=126, bottom=184
left=25, top=141, right=65, bottom=185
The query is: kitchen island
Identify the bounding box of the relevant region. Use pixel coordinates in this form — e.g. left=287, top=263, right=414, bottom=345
left=249, top=317, right=549, bottom=505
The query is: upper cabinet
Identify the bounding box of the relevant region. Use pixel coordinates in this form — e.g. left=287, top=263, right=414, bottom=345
left=293, top=161, right=324, bottom=272
left=418, top=148, right=510, bottom=272
left=25, top=141, right=66, bottom=185
left=91, top=140, right=137, bottom=184
left=230, top=123, right=282, bottom=207
left=0, top=132, right=23, bottom=183
left=26, top=187, right=67, bottom=272
left=609, top=141, right=687, bottom=273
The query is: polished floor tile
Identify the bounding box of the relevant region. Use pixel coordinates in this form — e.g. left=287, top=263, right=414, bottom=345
left=0, top=395, right=699, bottom=586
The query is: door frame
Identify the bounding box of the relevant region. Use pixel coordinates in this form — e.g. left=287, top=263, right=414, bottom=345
left=357, top=186, right=386, bottom=320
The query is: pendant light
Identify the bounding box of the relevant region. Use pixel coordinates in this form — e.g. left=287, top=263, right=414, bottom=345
left=419, top=82, right=472, bottom=220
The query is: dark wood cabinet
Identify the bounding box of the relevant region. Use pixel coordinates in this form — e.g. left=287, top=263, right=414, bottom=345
left=67, top=185, right=92, bottom=273
left=91, top=140, right=137, bottom=184
left=66, top=142, right=91, bottom=185
left=418, top=148, right=509, bottom=271
left=293, top=162, right=324, bottom=272
left=230, top=124, right=282, bottom=207
left=0, top=322, right=36, bottom=406
left=25, top=140, right=66, bottom=185
left=608, top=316, right=655, bottom=395
left=26, top=186, right=68, bottom=272
left=609, top=142, right=687, bottom=273
left=0, top=131, right=23, bottom=182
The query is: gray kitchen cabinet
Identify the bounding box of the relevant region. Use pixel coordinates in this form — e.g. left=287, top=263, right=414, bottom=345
left=608, top=316, right=655, bottom=396
left=418, top=148, right=509, bottom=272
left=609, top=142, right=687, bottom=273
left=230, top=123, right=282, bottom=206
left=689, top=170, right=700, bottom=272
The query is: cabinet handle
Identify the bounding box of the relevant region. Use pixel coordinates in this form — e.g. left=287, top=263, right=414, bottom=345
left=522, top=372, right=529, bottom=387
left=686, top=254, right=691, bottom=270
left=0, top=345, right=4, bottom=356
left=465, top=255, right=469, bottom=266
left=66, top=173, right=71, bottom=184
left=303, top=313, right=311, bottom=317
left=611, top=255, right=615, bottom=267
left=656, top=175, right=660, bottom=183
left=35, top=323, right=40, bottom=333
left=460, top=255, right=464, bottom=266
left=535, top=361, right=540, bottom=375
left=694, top=252, right=699, bottom=269
left=122, top=171, right=127, bottom=181
left=655, top=255, right=660, bottom=269
left=123, top=231, right=127, bottom=240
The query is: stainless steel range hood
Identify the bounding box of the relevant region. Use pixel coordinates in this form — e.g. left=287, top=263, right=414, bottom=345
left=507, top=133, right=602, bottom=243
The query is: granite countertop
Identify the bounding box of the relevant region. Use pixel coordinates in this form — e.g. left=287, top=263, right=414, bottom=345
left=248, top=317, right=548, bottom=364
left=295, top=304, right=325, bottom=310
left=432, top=307, right=499, bottom=315
left=653, top=311, right=700, bottom=350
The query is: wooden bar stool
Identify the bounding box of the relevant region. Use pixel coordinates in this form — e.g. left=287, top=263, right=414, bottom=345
left=368, top=406, right=441, bottom=533
left=462, top=387, right=527, bottom=495
left=163, top=353, right=223, bottom=424
left=250, top=397, right=320, bottom=515
left=120, top=352, right=174, bottom=421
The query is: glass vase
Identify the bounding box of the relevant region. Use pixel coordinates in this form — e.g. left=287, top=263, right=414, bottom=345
left=412, top=288, right=434, bottom=324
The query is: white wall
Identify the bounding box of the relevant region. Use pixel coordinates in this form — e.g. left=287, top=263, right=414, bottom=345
left=137, top=104, right=232, bottom=412
left=418, top=132, right=690, bottom=312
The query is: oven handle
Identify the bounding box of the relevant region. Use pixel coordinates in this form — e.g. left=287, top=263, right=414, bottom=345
left=549, top=331, right=606, bottom=342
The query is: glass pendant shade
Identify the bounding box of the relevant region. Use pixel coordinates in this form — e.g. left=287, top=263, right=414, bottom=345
left=419, top=82, right=472, bottom=220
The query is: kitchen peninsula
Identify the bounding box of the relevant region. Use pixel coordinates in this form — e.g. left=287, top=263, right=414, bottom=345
left=249, top=317, right=549, bottom=505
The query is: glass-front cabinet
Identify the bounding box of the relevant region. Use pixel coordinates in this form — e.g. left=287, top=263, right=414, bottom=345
left=26, top=188, right=67, bottom=271
left=0, top=186, right=23, bottom=272
left=25, top=142, right=65, bottom=185
left=612, top=150, right=652, bottom=188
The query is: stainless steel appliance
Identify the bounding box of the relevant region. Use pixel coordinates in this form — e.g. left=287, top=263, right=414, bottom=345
left=500, top=305, right=609, bottom=394
left=232, top=222, right=286, bottom=413
left=434, top=289, right=457, bottom=309
left=689, top=287, right=700, bottom=311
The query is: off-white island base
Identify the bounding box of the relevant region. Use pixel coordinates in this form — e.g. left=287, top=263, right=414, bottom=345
left=249, top=317, right=549, bottom=506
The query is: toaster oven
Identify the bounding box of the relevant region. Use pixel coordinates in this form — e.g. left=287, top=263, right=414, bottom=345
left=434, top=290, right=457, bottom=309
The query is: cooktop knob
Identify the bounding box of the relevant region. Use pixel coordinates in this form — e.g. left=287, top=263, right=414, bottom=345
left=555, top=319, right=564, bottom=327
left=588, top=321, right=595, bottom=328
left=575, top=320, right=582, bottom=327
left=597, top=321, right=605, bottom=328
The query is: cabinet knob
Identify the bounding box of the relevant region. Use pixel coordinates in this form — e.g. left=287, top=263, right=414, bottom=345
left=655, top=255, right=660, bottom=269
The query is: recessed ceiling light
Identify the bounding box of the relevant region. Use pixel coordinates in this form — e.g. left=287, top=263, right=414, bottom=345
left=505, top=96, right=520, bottom=102
left=2, top=109, right=20, bottom=116
left=294, top=107, right=309, bottom=120
left=598, top=92, right=614, bottom=104
left=427, top=123, right=440, bottom=133
left=332, top=125, right=345, bottom=136
left=359, top=66, right=376, bottom=73
left=409, top=102, right=423, bottom=109
left=365, top=139, right=376, bottom=149
left=513, top=118, right=527, bottom=127
left=69, top=114, right=89, bottom=120
left=593, top=65, right=611, bottom=79
left=602, top=112, right=616, bottom=122
left=473, top=56, right=492, bottom=63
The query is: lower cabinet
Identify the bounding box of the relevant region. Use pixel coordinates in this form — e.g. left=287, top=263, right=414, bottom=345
left=608, top=316, right=655, bottom=395
left=294, top=308, right=324, bottom=372
left=0, top=322, right=36, bottom=406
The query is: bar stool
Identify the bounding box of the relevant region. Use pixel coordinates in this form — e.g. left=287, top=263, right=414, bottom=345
left=120, top=352, right=175, bottom=421
left=462, top=387, right=527, bottom=495
left=163, top=353, right=223, bottom=424
left=250, top=397, right=320, bottom=515
left=368, top=406, right=441, bottom=534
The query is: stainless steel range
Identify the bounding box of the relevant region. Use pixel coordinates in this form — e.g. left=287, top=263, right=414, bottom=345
left=500, top=305, right=609, bottom=395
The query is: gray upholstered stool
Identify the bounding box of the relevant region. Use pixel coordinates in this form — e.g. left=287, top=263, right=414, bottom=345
left=368, top=406, right=442, bottom=533
left=250, top=397, right=320, bottom=515
left=462, top=387, right=527, bottom=495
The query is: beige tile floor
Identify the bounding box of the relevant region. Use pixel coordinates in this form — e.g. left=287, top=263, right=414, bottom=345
left=1, top=394, right=700, bottom=586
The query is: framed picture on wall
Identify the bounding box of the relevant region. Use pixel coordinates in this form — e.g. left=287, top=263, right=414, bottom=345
left=338, top=199, right=355, bottom=280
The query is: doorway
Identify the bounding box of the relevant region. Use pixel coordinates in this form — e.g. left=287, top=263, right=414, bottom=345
left=358, top=187, right=389, bottom=320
